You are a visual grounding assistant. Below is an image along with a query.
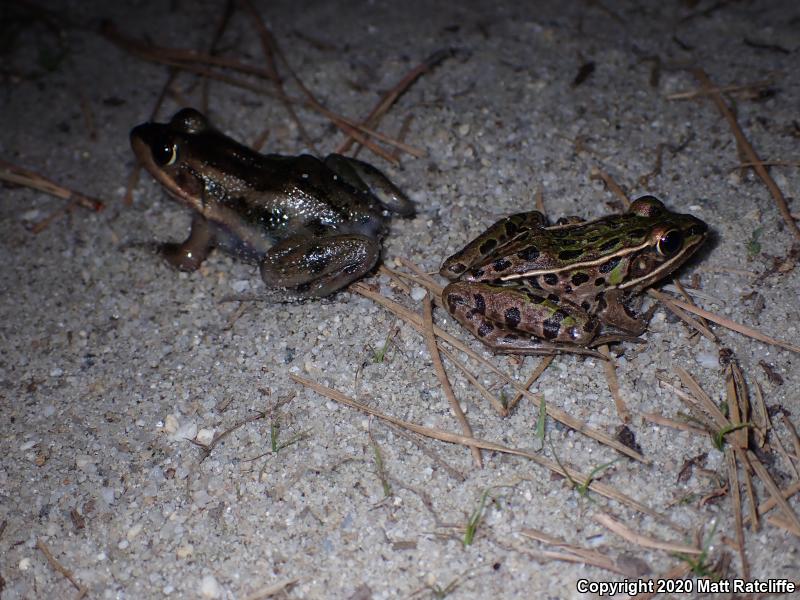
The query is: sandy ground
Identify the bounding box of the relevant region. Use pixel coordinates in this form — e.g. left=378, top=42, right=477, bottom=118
left=1, top=0, right=799, bottom=598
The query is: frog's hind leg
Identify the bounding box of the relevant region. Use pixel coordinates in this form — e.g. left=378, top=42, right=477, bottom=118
left=260, top=233, right=380, bottom=298
left=323, top=154, right=414, bottom=217
left=443, top=292, right=601, bottom=357
left=442, top=281, right=601, bottom=356
left=439, top=211, right=548, bottom=279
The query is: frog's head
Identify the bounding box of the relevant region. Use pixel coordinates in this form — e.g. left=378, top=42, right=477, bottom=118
left=130, top=108, right=256, bottom=212
left=618, top=195, right=708, bottom=291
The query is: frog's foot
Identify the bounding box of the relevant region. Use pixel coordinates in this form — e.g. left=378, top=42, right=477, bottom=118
left=324, top=154, right=415, bottom=217
left=260, top=234, right=380, bottom=298
left=125, top=213, right=215, bottom=272
left=439, top=211, right=548, bottom=279
left=121, top=237, right=214, bottom=272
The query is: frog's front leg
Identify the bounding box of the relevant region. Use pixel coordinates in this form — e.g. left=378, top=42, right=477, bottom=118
left=260, top=233, right=380, bottom=298
left=160, top=213, right=216, bottom=272
left=440, top=212, right=548, bottom=279
left=442, top=281, right=599, bottom=353
left=323, top=154, right=414, bottom=217
left=590, top=288, right=658, bottom=344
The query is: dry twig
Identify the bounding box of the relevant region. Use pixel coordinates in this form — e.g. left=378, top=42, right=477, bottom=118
left=243, top=578, right=299, bottom=600
left=692, top=68, right=800, bottom=242
left=0, top=159, right=105, bottom=214
left=519, top=528, right=644, bottom=576
left=422, top=292, right=482, bottom=467
left=652, top=292, right=800, bottom=354
left=36, top=539, right=88, bottom=598
left=337, top=49, right=450, bottom=155
left=351, top=282, right=646, bottom=461
left=598, top=345, right=629, bottom=423
left=507, top=356, right=553, bottom=413
left=291, top=374, right=663, bottom=520
left=101, top=22, right=422, bottom=162
left=594, top=513, right=702, bottom=555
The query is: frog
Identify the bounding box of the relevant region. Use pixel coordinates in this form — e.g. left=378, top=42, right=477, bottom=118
left=439, top=196, right=708, bottom=354
left=130, top=108, right=414, bottom=298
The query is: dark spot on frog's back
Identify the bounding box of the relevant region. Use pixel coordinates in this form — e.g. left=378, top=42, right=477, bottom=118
left=492, top=258, right=512, bottom=272
left=479, top=239, right=498, bottom=254
left=541, top=317, right=560, bottom=339
left=558, top=248, right=583, bottom=260
left=596, top=292, right=607, bottom=311
left=477, top=322, right=494, bottom=337
left=599, top=256, right=621, bottom=274
left=571, top=272, right=589, bottom=286
left=504, top=221, right=518, bottom=237
left=627, top=228, right=647, bottom=239
left=541, top=308, right=568, bottom=339
left=598, top=238, right=620, bottom=252
left=447, top=262, right=467, bottom=275
left=473, top=293, right=486, bottom=314
left=543, top=273, right=558, bottom=286
left=516, top=246, right=539, bottom=261
left=446, top=293, right=464, bottom=312
left=504, top=307, right=521, bottom=328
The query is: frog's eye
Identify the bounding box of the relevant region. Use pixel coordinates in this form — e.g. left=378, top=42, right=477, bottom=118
left=656, top=229, right=683, bottom=257
left=153, top=142, right=178, bottom=167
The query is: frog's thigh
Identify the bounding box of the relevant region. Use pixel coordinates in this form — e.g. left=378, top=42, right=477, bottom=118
left=161, top=213, right=216, bottom=271
left=260, top=233, right=379, bottom=297
left=443, top=281, right=597, bottom=345
left=324, top=154, right=414, bottom=217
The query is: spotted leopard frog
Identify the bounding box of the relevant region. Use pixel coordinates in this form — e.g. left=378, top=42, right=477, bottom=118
left=440, top=196, right=708, bottom=354
left=130, top=108, right=414, bottom=299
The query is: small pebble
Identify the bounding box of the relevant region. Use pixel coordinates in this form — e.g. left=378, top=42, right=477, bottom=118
left=196, top=428, right=215, bottom=446
left=127, top=523, right=143, bottom=541
left=174, top=422, right=198, bottom=442
left=231, top=279, right=250, bottom=293
left=695, top=351, right=718, bottom=369
left=163, top=414, right=179, bottom=434
left=200, top=574, right=222, bottom=598
left=101, top=487, right=116, bottom=505
left=410, top=286, right=427, bottom=301
left=19, top=557, right=31, bottom=571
